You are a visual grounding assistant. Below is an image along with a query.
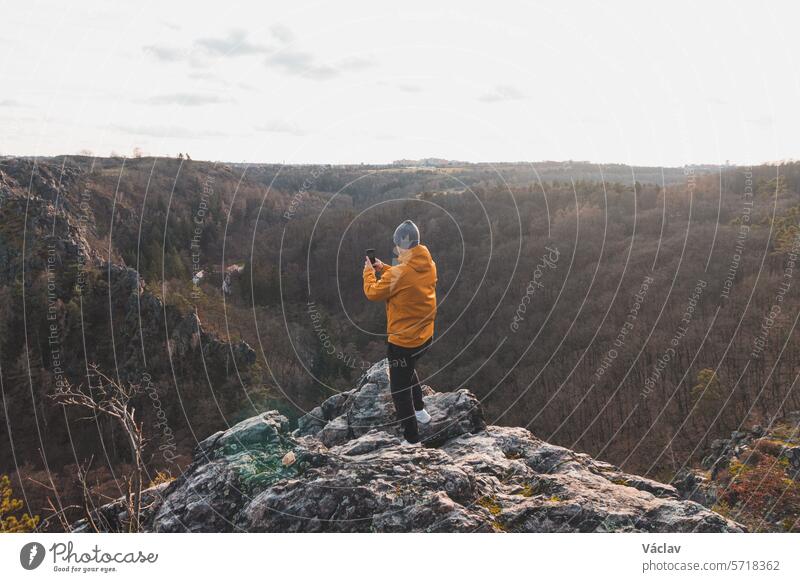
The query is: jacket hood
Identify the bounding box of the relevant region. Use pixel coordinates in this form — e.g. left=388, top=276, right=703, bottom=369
left=399, top=244, right=434, bottom=273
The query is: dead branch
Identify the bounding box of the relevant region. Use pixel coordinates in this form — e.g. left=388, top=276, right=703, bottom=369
left=50, top=366, right=148, bottom=532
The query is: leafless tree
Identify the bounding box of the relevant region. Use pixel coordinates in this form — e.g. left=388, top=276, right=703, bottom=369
left=50, top=366, right=146, bottom=532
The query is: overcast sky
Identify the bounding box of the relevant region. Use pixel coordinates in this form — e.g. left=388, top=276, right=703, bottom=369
left=1, top=1, right=798, bottom=166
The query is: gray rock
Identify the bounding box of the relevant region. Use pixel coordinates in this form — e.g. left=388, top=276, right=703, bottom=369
left=296, top=405, right=326, bottom=435
left=71, top=482, right=171, bottom=533
left=781, top=446, right=800, bottom=477
left=75, top=360, right=745, bottom=533
left=299, top=358, right=485, bottom=447
left=194, top=411, right=290, bottom=458
left=672, top=469, right=719, bottom=507
left=318, top=414, right=351, bottom=447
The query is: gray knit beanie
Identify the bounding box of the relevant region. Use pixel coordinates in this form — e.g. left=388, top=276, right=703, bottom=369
left=393, top=219, right=420, bottom=249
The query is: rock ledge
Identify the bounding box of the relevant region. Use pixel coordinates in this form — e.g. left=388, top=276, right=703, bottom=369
left=75, top=359, right=745, bottom=532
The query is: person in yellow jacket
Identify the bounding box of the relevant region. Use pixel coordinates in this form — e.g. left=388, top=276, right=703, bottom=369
left=363, top=219, right=437, bottom=445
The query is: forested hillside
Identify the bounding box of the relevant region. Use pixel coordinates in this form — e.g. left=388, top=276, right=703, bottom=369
left=2, top=155, right=800, bottom=530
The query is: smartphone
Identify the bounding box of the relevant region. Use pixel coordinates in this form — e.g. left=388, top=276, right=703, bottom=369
left=365, top=248, right=376, bottom=265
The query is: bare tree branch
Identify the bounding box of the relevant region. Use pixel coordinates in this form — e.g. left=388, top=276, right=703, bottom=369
left=50, top=366, right=148, bottom=532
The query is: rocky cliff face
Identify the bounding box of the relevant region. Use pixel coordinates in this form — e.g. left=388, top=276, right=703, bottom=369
left=0, top=156, right=258, bottom=395
left=0, top=157, right=263, bottom=517
left=76, top=359, right=745, bottom=533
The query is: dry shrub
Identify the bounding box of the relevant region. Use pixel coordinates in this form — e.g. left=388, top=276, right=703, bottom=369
left=753, top=438, right=787, bottom=457
left=722, top=457, right=800, bottom=531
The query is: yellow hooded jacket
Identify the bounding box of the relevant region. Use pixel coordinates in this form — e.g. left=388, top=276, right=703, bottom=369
left=363, top=244, right=437, bottom=348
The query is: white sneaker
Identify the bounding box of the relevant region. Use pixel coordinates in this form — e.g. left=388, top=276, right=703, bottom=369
left=400, top=439, right=422, bottom=447
left=415, top=409, right=432, bottom=424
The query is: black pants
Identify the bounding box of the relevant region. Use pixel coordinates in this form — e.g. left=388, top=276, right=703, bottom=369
left=387, top=338, right=431, bottom=443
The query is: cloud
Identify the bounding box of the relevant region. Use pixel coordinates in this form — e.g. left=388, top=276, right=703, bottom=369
left=479, top=84, right=527, bottom=103
left=270, top=24, right=294, bottom=43
left=266, top=50, right=337, bottom=80
left=256, top=120, right=306, bottom=136
left=142, top=25, right=376, bottom=81
left=338, top=56, right=375, bottom=72
left=265, top=51, right=375, bottom=80
left=195, top=29, right=269, bottom=57
left=113, top=124, right=228, bottom=139
left=142, top=93, right=230, bottom=106
left=144, top=29, right=270, bottom=65
left=143, top=44, right=186, bottom=63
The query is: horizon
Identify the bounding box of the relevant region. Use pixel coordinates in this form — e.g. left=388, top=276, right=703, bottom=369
left=0, top=153, right=787, bottom=170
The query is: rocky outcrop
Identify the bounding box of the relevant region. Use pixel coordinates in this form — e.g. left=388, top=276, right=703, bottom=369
left=0, top=162, right=96, bottom=283
left=102, top=261, right=256, bottom=383
left=74, top=359, right=745, bottom=533
left=295, top=361, right=486, bottom=448
left=673, top=417, right=800, bottom=514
